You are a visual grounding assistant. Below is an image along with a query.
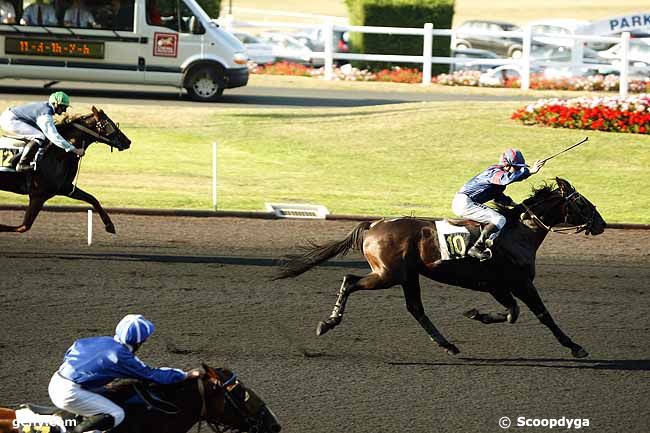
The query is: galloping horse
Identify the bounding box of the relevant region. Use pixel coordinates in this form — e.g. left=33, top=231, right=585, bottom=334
left=0, top=106, right=130, bottom=234
left=277, top=178, right=606, bottom=358
left=0, top=365, right=281, bottom=433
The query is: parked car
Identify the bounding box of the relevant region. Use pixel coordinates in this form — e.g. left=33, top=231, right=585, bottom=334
left=258, top=32, right=323, bottom=66
left=233, top=32, right=276, bottom=65
left=453, top=20, right=523, bottom=59
left=293, top=28, right=350, bottom=54
left=448, top=47, right=502, bottom=73
left=598, top=38, right=650, bottom=66
left=529, top=19, right=611, bottom=51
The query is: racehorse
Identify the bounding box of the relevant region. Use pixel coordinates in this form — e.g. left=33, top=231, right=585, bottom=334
left=276, top=178, right=606, bottom=358
left=0, top=106, right=130, bottom=234
left=0, top=364, right=281, bottom=433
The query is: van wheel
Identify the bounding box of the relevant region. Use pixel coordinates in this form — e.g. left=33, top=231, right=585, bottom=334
left=185, top=66, right=225, bottom=101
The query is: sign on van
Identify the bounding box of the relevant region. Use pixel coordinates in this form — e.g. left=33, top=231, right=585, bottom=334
left=585, top=12, right=650, bottom=35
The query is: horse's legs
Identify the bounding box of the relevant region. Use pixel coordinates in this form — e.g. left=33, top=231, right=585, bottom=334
left=402, top=278, right=459, bottom=355
left=0, top=195, right=47, bottom=233
left=512, top=280, right=587, bottom=358
left=464, top=289, right=520, bottom=325
left=67, top=187, right=115, bottom=234
left=317, top=272, right=393, bottom=336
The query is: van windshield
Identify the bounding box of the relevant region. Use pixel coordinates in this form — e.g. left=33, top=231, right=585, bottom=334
left=10, top=0, right=135, bottom=31
left=147, top=0, right=204, bottom=34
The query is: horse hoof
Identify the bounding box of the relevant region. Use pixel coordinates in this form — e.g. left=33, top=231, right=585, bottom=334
left=507, top=304, right=520, bottom=324
left=463, top=309, right=479, bottom=320
left=444, top=344, right=460, bottom=356
left=572, top=347, right=589, bottom=358
left=316, top=321, right=331, bottom=337
left=105, top=223, right=116, bottom=234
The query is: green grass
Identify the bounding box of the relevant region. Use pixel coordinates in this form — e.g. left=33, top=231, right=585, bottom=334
left=229, top=0, right=649, bottom=27
left=1, top=93, right=648, bottom=223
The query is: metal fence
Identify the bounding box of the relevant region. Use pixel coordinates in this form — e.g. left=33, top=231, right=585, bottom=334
left=219, top=9, right=638, bottom=98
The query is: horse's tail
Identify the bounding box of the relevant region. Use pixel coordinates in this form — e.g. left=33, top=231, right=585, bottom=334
left=274, top=221, right=372, bottom=280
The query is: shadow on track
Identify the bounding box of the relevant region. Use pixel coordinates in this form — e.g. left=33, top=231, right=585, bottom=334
left=0, top=86, right=404, bottom=108
left=388, top=358, right=650, bottom=371
left=1, top=251, right=369, bottom=268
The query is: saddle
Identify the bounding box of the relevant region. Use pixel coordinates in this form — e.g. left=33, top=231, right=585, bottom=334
left=104, top=379, right=180, bottom=415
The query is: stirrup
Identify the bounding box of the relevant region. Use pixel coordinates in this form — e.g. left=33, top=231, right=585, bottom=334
left=468, top=245, right=492, bottom=261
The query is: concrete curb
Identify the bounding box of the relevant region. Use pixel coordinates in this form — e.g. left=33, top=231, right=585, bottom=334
left=0, top=204, right=648, bottom=230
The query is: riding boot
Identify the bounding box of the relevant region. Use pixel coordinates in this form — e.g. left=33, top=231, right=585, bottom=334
left=71, top=413, right=115, bottom=433
left=468, top=223, right=499, bottom=261
left=16, top=140, right=40, bottom=172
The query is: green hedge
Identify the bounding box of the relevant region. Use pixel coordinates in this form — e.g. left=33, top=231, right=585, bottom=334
left=345, top=0, right=454, bottom=74
left=197, top=0, right=221, bottom=18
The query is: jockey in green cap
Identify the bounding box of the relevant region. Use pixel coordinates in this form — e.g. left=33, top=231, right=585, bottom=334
left=0, top=91, right=84, bottom=172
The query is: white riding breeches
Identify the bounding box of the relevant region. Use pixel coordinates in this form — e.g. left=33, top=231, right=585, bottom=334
left=452, top=193, right=506, bottom=229
left=48, top=373, right=126, bottom=427
left=0, top=109, right=46, bottom=142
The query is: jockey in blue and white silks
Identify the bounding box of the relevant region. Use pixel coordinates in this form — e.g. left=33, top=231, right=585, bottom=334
left=48, top=314, right=195, bottom=433
left=0, top=92, right=84, bottom=172
left=452, top=149, right=545, bottom=261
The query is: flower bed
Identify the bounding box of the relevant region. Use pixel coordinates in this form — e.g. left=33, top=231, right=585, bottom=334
left=511, top=94, right=650, bottom=134
left=249, top=62, right=650, bottom=94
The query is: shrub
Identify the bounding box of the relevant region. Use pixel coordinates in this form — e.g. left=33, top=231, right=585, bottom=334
left=345, top=0, right=454, bottom=74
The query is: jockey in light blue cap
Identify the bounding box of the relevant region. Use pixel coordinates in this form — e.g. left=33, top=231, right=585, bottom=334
left=48, top=314, right=198, bottom=433
left=452, top=148, right=545, bottom=261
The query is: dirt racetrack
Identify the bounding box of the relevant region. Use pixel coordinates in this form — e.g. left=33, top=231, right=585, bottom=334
left=1, top=210, right=649, bottom=433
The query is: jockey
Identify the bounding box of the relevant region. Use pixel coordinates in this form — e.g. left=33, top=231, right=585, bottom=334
left=48, top=314, right=198, bottom=433
left=0, top=91, right=84, bottom=172
left=452, top=149, right=545, bottom=261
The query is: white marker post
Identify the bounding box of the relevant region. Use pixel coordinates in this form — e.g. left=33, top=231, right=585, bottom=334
left=87, top=209, right=93, bottom=246
left=212, top=142, right=218, bottom=210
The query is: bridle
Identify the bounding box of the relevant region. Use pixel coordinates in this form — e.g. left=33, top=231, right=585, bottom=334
left=521, top=189, right=596, bottom=234
left=196, top=370, right=252, bottom=433
left=70, top=117, right=120, bottom=149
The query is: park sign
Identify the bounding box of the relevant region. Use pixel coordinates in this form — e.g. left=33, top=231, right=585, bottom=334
left=584, top=12, right=650, bottom=35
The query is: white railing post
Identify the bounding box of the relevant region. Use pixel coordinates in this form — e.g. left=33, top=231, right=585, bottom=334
left=422, top=23, right=433, bottom=85
left=520, top=25, right=531, bottom=91
left=619, top=31, right=630, bottom=98
left=323, top=18, right=335, bottom=80
left=571, top=36, right=583, bottom=77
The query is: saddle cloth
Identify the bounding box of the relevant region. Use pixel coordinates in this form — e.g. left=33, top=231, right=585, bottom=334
left=435, top=220, right=472, bottom=260
left=0, top=135, right=28, bottom=150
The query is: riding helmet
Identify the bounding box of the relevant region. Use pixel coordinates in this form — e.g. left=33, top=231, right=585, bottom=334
left=500, top=148, right=528, bottom=167
left=49, top=91, right=71, bottom=107
left=115, top=314, right=155, bottom=345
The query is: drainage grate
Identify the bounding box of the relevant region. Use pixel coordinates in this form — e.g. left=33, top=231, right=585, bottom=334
left=265, top=203, right=330, bottom=219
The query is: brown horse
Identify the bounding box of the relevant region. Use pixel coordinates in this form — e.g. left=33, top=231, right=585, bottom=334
left=276, top=178, right=606, bottom=358
left=0, top=106, right=130, bottom=234
left=0, top=364, right=281, bottom=433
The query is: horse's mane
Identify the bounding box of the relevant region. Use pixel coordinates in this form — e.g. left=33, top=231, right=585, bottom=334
left=55, top=112, right=94, bottom=128
left=502, top=181, right=558, bottom=224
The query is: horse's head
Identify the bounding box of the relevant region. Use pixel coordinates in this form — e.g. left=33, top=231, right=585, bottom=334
left=88, top=106, right=131, bottom=151
left=201, top=364, right=281, bottom=433
left=554, top=178, right=606, bottom=235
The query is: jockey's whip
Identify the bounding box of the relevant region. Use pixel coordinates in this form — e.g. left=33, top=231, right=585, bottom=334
left=540, top=137, right=589, bottom=163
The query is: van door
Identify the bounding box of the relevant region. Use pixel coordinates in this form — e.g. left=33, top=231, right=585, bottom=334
left=140, top=0, right=204, bottom=86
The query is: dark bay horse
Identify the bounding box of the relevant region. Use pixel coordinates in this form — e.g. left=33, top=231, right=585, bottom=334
left=0, top=365, right=281, bottom=433
left=276, top=178, right=606, bottom=358
left=0, top=106, right=130, bottom=234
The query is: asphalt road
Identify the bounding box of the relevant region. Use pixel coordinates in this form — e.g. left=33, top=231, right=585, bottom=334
left=0, top=79, right=533, bottom=108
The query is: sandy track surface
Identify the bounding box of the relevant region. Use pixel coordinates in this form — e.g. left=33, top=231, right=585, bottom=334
left=1, top=211, right=649, bottom=433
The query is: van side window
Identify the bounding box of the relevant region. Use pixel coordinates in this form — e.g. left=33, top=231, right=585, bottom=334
left=147, top=0, right=203, bottom=34
left=19, top=0, right=58, bottom=26
left=96, top=0, right=134, bottom=31
left=0, top=0, right=17, bottom=24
